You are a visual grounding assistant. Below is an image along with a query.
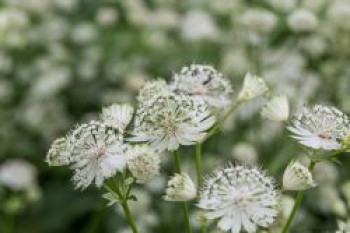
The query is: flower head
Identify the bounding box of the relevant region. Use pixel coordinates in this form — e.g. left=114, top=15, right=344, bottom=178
left=261, top=95, right=289, bottom=121
left=0, top=159, right=37, bottom=191
left=238, top=73, right=268, bottom=102
left=131, top=92, right=216, bottom=152
left=164, top=173, right=197, bottom=201
left=170, top=64, right=233, bottom=108
left=127, top=145, right=161, bottom=183
left=137, top=80, right=170, bottom=103
left=288, top=105, right=350, bottom=150
left=283, top=161, right=316, bottom=191
left=68, top=121, right=127, bottom=189
left=101, top=103, right=134, bottom=132
left=198, top=164, right=279, bottom=233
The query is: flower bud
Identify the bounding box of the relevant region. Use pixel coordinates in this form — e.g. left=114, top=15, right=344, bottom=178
left=283, top=160, right=316, bottom=191
left=238, top=72, right=268, bottom=102
left=164, top=173, right=196, bottom=201
left=261, top=95, right=289, bottom=121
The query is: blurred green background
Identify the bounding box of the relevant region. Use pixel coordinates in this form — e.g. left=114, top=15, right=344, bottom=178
left=0, top=0, right=350, bottom=232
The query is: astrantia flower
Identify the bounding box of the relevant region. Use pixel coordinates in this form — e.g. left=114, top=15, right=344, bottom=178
left=164, top=173, right=196, bottom=201
left=127, top=145, right=161, bottom=183
left=46, top=137, right=70, bottom=166
left=131, top=92, right=216, bottom=152
left=283, top=161, right=316, bottom=191
left=261, top=95, right=289, bottom=121
left=238, top=73, right=268, bottom=102
left=101, top=103, right=134, bottom=132
left=68, top=121, right=128, bottom=189
left=170, top=64, right=233, bottom=108
left=198, top=164, right=279, bottom=233
left=288, top=105, right=350, bottom=150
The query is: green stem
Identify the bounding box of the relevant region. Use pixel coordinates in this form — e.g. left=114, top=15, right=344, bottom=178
left=3, top=213, right=14, bottom=233
left=103, top=184, right=139, bottom=233
left=120, top=201, right=139, bottom=233
left=195, top=143, right=203, bottom=189
left=173, top=150, right=193, bottom=233
left=202, top=100, right=243, bottom=142
left=280, top=161, right=316, bottom=233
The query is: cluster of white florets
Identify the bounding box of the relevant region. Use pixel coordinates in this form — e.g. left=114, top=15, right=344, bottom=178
left=197, top=164, right=279, bottom=233
left=288, top=105, right=350, bottom=150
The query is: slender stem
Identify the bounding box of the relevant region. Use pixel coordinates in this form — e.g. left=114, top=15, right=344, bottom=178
left=202, top=100, right=243, bottom=143
left=173, top=150, right=193, bottom=233
left=195, top=143, right=203, bottom=189
left=281, top=161, right=316, bottom=233
left=3, top=213, right=14, bottom=233
left=103, top=183, right=139, bottom=233
left=120, top=201, right=139, bottom=233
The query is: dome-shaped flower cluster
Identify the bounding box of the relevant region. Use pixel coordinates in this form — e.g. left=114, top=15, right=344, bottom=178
left=288, top=105, right=350, bottom=150
left=170, top=64, right=233, bottom=108
left=131, top=87, right=216, bottom=152
left=198, top=164, right=279, bottom=233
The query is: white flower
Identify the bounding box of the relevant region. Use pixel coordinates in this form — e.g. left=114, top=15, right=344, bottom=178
left=131, top=92, right=216, bottom=152
left=240, top=9, right=277, bottom=34
left=238, top=73, right=268, bottom=102
left=288, top=105, right=350, bottom=150
left=261, top=95, right=289, bottom=121
left=283, top=161, right=316, bottom=191
left=101, top=103, right=134, bottom=132
left=170, top=64, right=233, bottom=108
left=164, top=173, right=197, bottom=201
left=181, top=10, right=219, bottom=41
left=127, top=145, right=161, bottom=183
left=46, top=137, right=70, bottom=166
left=0, top=159, right=37, bottom=191
left=336, top=220, right=350, bottom=233
left=287, top=9, right=318, bottom=32
left=68, top=121, right=128, bottom=189
left=198, top=164, right=279, bottom=233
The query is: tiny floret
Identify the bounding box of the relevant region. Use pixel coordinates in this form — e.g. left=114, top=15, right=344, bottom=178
left=288, top=105, right=350, bottom=150
left=170, top=64, right=233, bottom=108
left=283, top=161, right=316, bottom=191
left=46, top=137, right=71, bottom=166
left=261, top=95, right=289, bottom=121
left=164, top=173, right=197, bottom=201
left=238, top=73, right=268, bottom=102
left=69, top=121, right=128, bottom=189
left=198, top=164, right=279, bottom=233
left=131, top=92, right=216, bottom=152
left=126, top=145, right=161, bottom=183
left=101, top=103, right=134, bottom=132
left=137, top=80, right=170, bottom=103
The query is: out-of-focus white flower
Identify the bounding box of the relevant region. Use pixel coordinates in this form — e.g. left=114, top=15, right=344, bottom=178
left=68, top=121, right=128, bottom=189
left=170, top=64, right=233, bottom=108
left=327, top=1, right=350, bottom=29
left=314, top=161, right=338, bottom=184
left=149, top=9, right=179, bottom=29
left=101, top=104, right=134, bottom=132
left=181, top=10, right=219, bottom=41
left=198, top=164, right=279, bottom=233
left=299, top=36, right=327, bottom=58
left=131, top=91, right=216, bottom=152
left=231, top=142, right=257, bottom=164
left=288, top=105, right=350, bottom=150
left=283, top=161, right=316, bottom=191
left=0, top=159, right=37, bottom=191
left=280, top=195, right=295, bottom=219
left=127, top=145, right=161, bottom=183
left=238, top=73, right=268, bottom=102
left=287, top=9, right=318, bottom=32
left=71, top=23, right=97, bottom=44
left=336, top=219, right=350, bottom=233
left=164, top=173, right=196, bottom=201
left=261, top=95, right=289, bottom=121
left=240, top=9, right=277, bottom=34
left=95, top=7, right=118, bottom=26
